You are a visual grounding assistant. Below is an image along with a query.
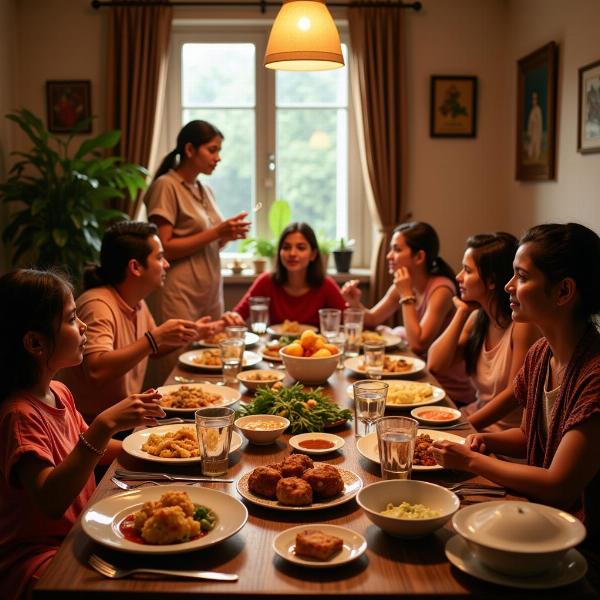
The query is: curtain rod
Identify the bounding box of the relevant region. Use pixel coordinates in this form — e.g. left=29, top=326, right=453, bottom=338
left=91, top=1, right=422, bottom=12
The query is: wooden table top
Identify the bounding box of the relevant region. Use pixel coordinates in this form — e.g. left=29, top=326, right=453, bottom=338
left=34, top=356, right=594, bottom=599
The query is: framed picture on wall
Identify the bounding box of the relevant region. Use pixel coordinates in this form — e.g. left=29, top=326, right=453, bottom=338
left=430, top=76, right=478, bottom=138
left=577, top=58, right=600, bottom=154
left=46, top=80, right=92, bottom=133
left=516, top=42, right=558, bottom=181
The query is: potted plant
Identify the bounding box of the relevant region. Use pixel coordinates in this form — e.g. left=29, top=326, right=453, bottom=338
left=317, top=234, right=336, bottom=273
left=333, top=238, right=355, bottom=273
left=0, top=109, right=148, bottom=287
left=240, top=199, right=291, bottom=272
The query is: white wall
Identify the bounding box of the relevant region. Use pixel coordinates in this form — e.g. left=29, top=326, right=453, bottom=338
left=505, top=0, right=600, bottom=237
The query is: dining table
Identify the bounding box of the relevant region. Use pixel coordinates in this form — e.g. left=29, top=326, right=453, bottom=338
left=33, top=347, right=595, bottom=599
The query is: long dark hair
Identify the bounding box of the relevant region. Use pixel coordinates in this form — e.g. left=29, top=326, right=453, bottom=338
left=154, top=120, right=224, bottom=180
left=520, top=223, right=600, bottom=322
left=273, top=222, right=325, bottom=287
left=393, top=222, right=458, bottom=293
left=83, top=221, right=158, bottom=290
left=463, top=232, right=518, bottom=374
left=0, top=269, right=73, bottom=401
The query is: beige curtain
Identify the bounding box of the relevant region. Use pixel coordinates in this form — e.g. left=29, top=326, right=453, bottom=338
left=106, top=1, right=173, bottom=217
left=348, top=2, right=407, bottom=308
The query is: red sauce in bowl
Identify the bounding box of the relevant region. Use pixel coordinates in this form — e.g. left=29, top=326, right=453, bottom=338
left=416, top=409, right=455, bottom=421
left=118, top=513, right=207, bottom=545
left=298, top=439, right=335, bottom=450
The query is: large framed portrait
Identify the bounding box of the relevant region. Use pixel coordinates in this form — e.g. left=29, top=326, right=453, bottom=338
left=46, top=80, right=92, bottom=134
left=516, top=42, right=558, bottom=181
left=577, top=59, right=600, bottom=154
left=430, top=76, right=477, bottom=138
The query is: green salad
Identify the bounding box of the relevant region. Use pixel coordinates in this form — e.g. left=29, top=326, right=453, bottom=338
left=236, top=383, right=352, bottom=433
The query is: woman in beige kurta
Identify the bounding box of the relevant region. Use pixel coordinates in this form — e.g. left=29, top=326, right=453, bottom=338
left=146, top=120, right=250, bottom=383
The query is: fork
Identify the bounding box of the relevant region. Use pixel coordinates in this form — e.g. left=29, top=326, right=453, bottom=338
left=88, top=553, right=238, bottom=581
left=444, top=482, right=506, bottom=496
left=110, top=477, right=161, bottom=490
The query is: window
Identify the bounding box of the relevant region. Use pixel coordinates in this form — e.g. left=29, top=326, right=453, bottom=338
left=167, top=24, right=370, bottom=265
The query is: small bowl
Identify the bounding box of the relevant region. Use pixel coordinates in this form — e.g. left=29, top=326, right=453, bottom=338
left=279, top=348, right=341, bottom=385
left=356, top=480, right=459, bottom=539
left=410, top=405, right=461, bottom=426
left=236, top=369, right=285, bottom=392
left=452, top=501, right=586, bottom=576
left=288, top=432, right=345, bottom=455
left=235, top=414, right=290, bottom=445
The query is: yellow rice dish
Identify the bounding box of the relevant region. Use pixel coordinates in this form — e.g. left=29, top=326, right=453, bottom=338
left=387, top=382, right=433, bottom=405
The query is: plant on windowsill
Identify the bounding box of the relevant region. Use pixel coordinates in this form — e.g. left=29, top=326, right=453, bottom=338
left=317, top=234, right=337, bottom=273
left=333, top=237, right=355, bottom=273
left=0, top=109, right=148, bottom=288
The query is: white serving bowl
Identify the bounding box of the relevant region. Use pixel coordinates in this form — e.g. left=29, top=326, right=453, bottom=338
left=236, top=369, right=285, bottom=392
left=234, top=414, right=290, bottom=445
left=452, top=501, right=586, bottom=576
left=279, top=348, right=341, bottom=385
left=356, top=480, right=459, bottom=538
left=410, top=405, right=461, bottom=426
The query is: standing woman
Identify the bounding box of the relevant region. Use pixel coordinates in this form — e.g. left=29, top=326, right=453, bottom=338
left=146, top=120, right=250, bottom=380
left=431, top=223, right=600, bottom=555
left=428, top=233, right=539, bottom=430
left=342, top=222, right=475, bottom=404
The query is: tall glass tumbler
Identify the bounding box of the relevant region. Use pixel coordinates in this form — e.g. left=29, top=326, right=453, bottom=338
left=249, top=296, right=270, bottom=335
left=353, top=380, right=388, bottom=437
left=219, top=338, right=245, bottom=386
left=364, top=342, right=385, bottom=379
left=319, top=308, right=341, bottom=341
left=343, top=308, right=364, bottom=357
left=376, top=416, right=418, bottom=480
left=195, top=406, right=235, bottom=476
left=225, top=325, right=247, bottom=339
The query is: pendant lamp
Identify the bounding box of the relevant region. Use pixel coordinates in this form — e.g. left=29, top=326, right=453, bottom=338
left=264, top=0, right=344, bottom=71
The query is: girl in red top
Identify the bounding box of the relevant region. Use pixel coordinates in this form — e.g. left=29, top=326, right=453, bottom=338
left=233, top=222, right=346, bottom=327
left=0, top=270, right=165, bottom=600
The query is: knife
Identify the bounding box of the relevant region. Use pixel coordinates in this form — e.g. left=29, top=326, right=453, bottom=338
left=115, top=469, right=233, bottom=483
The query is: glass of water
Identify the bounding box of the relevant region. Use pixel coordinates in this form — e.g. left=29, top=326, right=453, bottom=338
left=219, top=338, right=244, bottom=386
left=376, top=416, right=418, bottom=480
left=225, top=325, right=247, bottom=340
left=249, top=296, right=270, bottom=335
left=353, top=380, right=388, bottom=437
left=195, top=406, right=235, bottom=476
left=318, top=308, right=341, bottom=341
left=330, top=333, right=346, bottom=370
left=343, top=308, right=364, bottom=357
left=363, top=342, right=385, bottom=379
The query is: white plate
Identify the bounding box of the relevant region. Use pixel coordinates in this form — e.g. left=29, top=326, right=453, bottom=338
left=196, top=331, right=259, bottom=348
left=345, top=380, right=445, bottom=409
left=267, top=323, right=318, bottom=338
left=356, top=429, right=465, bottom=471
left=156, top=383, right=241, bottom=414
left=178, top=350, right=262, bottom=371
left=273, top=524, right=367, bottom=568
left=360, top=331, right=404, bottom=348
left=236, top=464, right=362, bottom=511
left=81, top=485, right=248, bottom=554
left=288, top=433, right=345, bottom=455
left=122, top=425, right=243, bottom=464
left=260, top=346, right=284, bottom=362
left=344, top=355, right=425, bottom=378
left=445, top=535, right=587, bottom=589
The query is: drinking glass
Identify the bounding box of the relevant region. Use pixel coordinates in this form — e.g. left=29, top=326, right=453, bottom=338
left=219, top=338, right=245, bottom=386
left=319, top=308, right=341, bottom=341
left=195, top=406, right=235, bottom=476
left=249, top=296, right=270, bottom=335
left=225, top=325, right=247, bottom=339
left=376, top=416, right=418, bottom=480
left=353, top=380, right=388, bottom=437
left=364, top=342, right=385, bottom=379
left=330, top=333, right=346, bottom=370
left=343, top=308, right=364, bottom=357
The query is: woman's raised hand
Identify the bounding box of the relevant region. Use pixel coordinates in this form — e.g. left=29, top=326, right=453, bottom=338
left=452, top=295, right=479, bottom=315
left=341, top=279, right=361, bottom=306
left=222, top=311, right=246, bottom=326
left=216, top=211, right=251, bottom=242
left=98, top=389, right=166, bottom=433
left=194, top=315, right=217, bottom=339
left=392, top=267, right=414, bottom=298
left=152, top=318, right=200, bottom=348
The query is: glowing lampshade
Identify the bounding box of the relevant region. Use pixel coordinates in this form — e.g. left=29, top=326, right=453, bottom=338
left=264, top=0, right=344, bottom=71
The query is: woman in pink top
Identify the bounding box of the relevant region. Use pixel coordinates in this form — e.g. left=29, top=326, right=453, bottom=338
left=342, top=222, right=475, bottom=405
left=233, top=223, right=346, bottom=327
left=428, top=233, right=539, bottom=431
left=0, top=270, right=165, bottom=600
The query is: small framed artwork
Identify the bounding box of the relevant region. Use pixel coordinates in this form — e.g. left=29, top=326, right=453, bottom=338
left=516, top=42, right=558, bottom=181
left=430, top=76, right=477, bottom=138
left=46, top=80, right=92, bottom=133
left=577, top=59, right=600, bottom=154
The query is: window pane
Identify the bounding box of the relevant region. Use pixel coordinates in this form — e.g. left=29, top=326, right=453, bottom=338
left=276, top=45, right=348, bottom=106
left=182, top=43, right=255, bottom=107
left=184, top=108, right=255, bottom=251
left=276, top=108, right=347, bottom=243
